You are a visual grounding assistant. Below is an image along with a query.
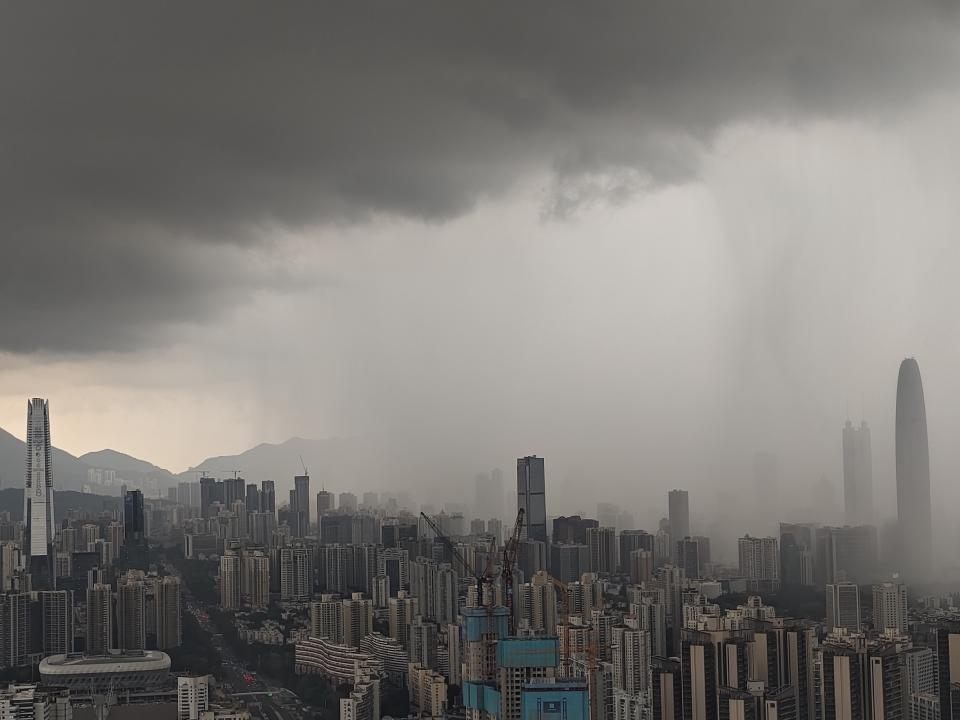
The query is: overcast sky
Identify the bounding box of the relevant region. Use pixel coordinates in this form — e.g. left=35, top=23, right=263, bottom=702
left=4, top=2, right=960, bottom=546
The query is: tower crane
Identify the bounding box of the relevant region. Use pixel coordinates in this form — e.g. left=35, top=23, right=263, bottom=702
left=419, top=511, right=492, bottom=600
left=501, top=508, right=525, bottom=633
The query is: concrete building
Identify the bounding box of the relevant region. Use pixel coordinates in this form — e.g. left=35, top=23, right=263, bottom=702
left=872, top=582, right=907, bottom=635
left=178, top=675, right=211, bottom=720
left=341, top=593, right=373, bottom=648
left=24, top=398, right=55, bottom=585
left=826, top=582, right=861, bottom=633
left=587, top=527, right=617, bottom=575
left=738, top=535, right=779, bottom=589
left=86, top=582, right=113, bottom=655
left=896, top=358, right=933, bottom=579
left=843, top=420, right=874, bottom=526
left=220, top=551, right=242, bottom=609
left=668, top=490, right=690, bottom=561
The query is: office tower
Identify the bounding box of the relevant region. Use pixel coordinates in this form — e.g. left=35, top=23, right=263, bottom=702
left=612, top=626, right=650, bottom=694
left=124, top=489, right=145, bottom=546
left=826, top=582, right=861, bottom=633
left=316, top=489, right=334, bottom=520
left=896, top=358, right=933, bottom=579
left=86, top=582, right=113, bottom=654
left=668, top=490, right=689, bottom=561
left=517, top=456, right=547, bottom=542
left=118, top=572, right=147, bottom=651
left=815, top=524, right=879, bottom=585
left=597, top=502, right=618, bottom=530
left=24, top=398, right=55, bottom=585
left=619, top=530, right=654, bottom=574
left=738, top=535, right=779, bottom=589
left=245, top=483, right=260, bottom=513
left=587, top=526, right=617, bottom=575
left=518, top=539, right=548, bottom=580
left=40, top=590, right=73, bottom=655
left=843, top=420, right=874, bottom=526
left=373, top=574, right=390, bottom=608
left=872, top=582, right=907, bottom=635
left=243, top=551, right=270, bottom=610
left=552, top=516, right=598, bottom=545
left=342, top=592, right=374, bottom=648
left=280, top=546, right=311, bottom=601
left=260, top=480, right=276, bottom=515
left=177, top=676, right=210, bottom=720
left=779, top=522, right=816, bottom=586
left=677, top=536, right=710, bottom=580
left=387, top=591, right=418, bottom=650
left=199, top=476, right=217, bottom=518
left=0, top=592, right=30, bottom=667
left=219, top=551, right=242, bottom=609
left=292, top=474, right=310, bottom=534
left=155, top=575, right=182, bottom=649
left=339, top=492, right=358, bottom=514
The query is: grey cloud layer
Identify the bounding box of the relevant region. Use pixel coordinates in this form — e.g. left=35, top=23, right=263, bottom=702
left=2, top=1, right=958, bottom=352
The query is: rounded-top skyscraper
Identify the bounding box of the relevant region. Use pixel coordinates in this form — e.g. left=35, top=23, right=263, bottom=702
left=895, top=358, right=932, bottom=579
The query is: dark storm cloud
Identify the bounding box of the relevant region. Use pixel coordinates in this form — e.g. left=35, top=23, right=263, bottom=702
left=2, top=1, right=959, bottom=352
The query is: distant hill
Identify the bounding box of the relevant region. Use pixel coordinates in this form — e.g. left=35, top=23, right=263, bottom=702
left=80, top=449, right=176, bottom=484
left=0, top=427, right=89, bottom=491
left=181, top=436, right=369, bottom=499
left=0, top=487, right=121, bottom=520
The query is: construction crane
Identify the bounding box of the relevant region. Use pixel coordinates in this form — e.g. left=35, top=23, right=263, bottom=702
left=419, top=511, right=491, bottom=601
left=501, top=508, right=525, bottom=633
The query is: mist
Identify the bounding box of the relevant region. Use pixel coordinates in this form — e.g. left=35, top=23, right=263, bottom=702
left=4, top=3, right=960, bottom=565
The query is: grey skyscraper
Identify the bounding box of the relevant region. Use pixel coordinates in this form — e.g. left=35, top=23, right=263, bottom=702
left=292, top=474, right=310, bottom=536
left=842, top=420, right=873, bottom=526
left=895, top=358, right=932, bottom=578
left=667, top=489, right=689, bottom=560
left=517, top=456, right=546, bottom=542
left=25, top=398, right=55, bottom=583
left=260, top=480, right=276, bottom=515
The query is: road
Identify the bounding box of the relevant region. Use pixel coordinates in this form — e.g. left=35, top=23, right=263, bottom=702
left=173, top=567, right=308, bottom=720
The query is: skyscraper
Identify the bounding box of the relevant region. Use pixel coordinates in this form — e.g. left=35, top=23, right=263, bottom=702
left=896, top=358, right=932, bottom=578
left=156, top=576, right=182, bottom=650
left=826, top=582, right=861, bottom=633
left=118, top=572, right=147, bottom=651
left=667, top=490, right=689, bottom=562
left=24, top=398, right=55, bottom=584
left=292, top=474, right=310, bottom=536
left=86, top=583, right=113, bottom=655
left=842, top=420, right=874, bottom=526
left=260, top=480, right=276, bottom=515
left=873, top=582, right=907, bottom=635
left=517, top=456, right=547, bottom=543
left=40, top=590, right=73, bottom=655
left=124, top=489, right=145, bottom=547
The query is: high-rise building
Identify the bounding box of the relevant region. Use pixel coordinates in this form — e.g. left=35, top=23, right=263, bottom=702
left=779, top=522, right=816, bottom=587
left=0, top=592, right=30, bottom=667
left=260, top=480, right=276, bottom=515
left=872, top=582, right=907, bottom=635
left=826, top=582, right=861, bottom=633
left=681, top=630, right=717, bottom=720
left=549, top=543, right=590, bottom=584
left=310, top=595, right=344, bottom=643
left=668, top=490, right=689, bottom=561
left=738, top=535, right=779, bottom=589
left=86, top=582, right=113, bottom=655
left=292, top=474, right=310, bottom=536
left=612, top=626, right=650, bottom=695
left=40, top=590, right=73, bottom=655
left=118, top=572, right=147, bottom=651
left=619, top=530, right=654, bottom=574
left=177, top=676, right=210, bottom=720
left=387, top=591, right=418, bottom=650
left=843, top=420, right=874, bottom=526
left=339, top=492, right=358, bottom=514
left=652, top=656, right=682, bottom=720
left=199, top=476, right=217, bottom=519
left=124, top=489, right=145, bottom=547
left=280, top=546, right=311, bottom=601
left=156, top=575, right=182, bottom=649
left=342, top=592, right=374, bottom=648
left=24, top=398, right=55, bottom=584
left=317, top=490, right=334, bottom=520
left=245, top=483, right=261, bottom=513
left=244, top=551, right=270, bottom=610
left=896, top=358, right=933, bottom=579
left=587, top=526, right=617, bottom=575
left=220, top=551, right=242, bottom=609
left=552, top=516, right=598, bottom=545
left=517, top=456, right=547, bottom=543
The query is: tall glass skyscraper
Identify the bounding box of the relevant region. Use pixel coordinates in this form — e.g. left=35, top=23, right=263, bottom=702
left=25, top=398, right=55, bottom=578
left=842, top=420, right=873, bottom=526
left=517, top=456, right=547, bottom=542
left=895, top=358, right=932, bottom=578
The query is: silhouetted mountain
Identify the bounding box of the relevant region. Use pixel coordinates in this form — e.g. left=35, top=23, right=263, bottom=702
left=0, top=487, right=121, bottom=520
left=0, top=426, right=89, bottom=491
left=80, top=448, right=176, bottom=483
